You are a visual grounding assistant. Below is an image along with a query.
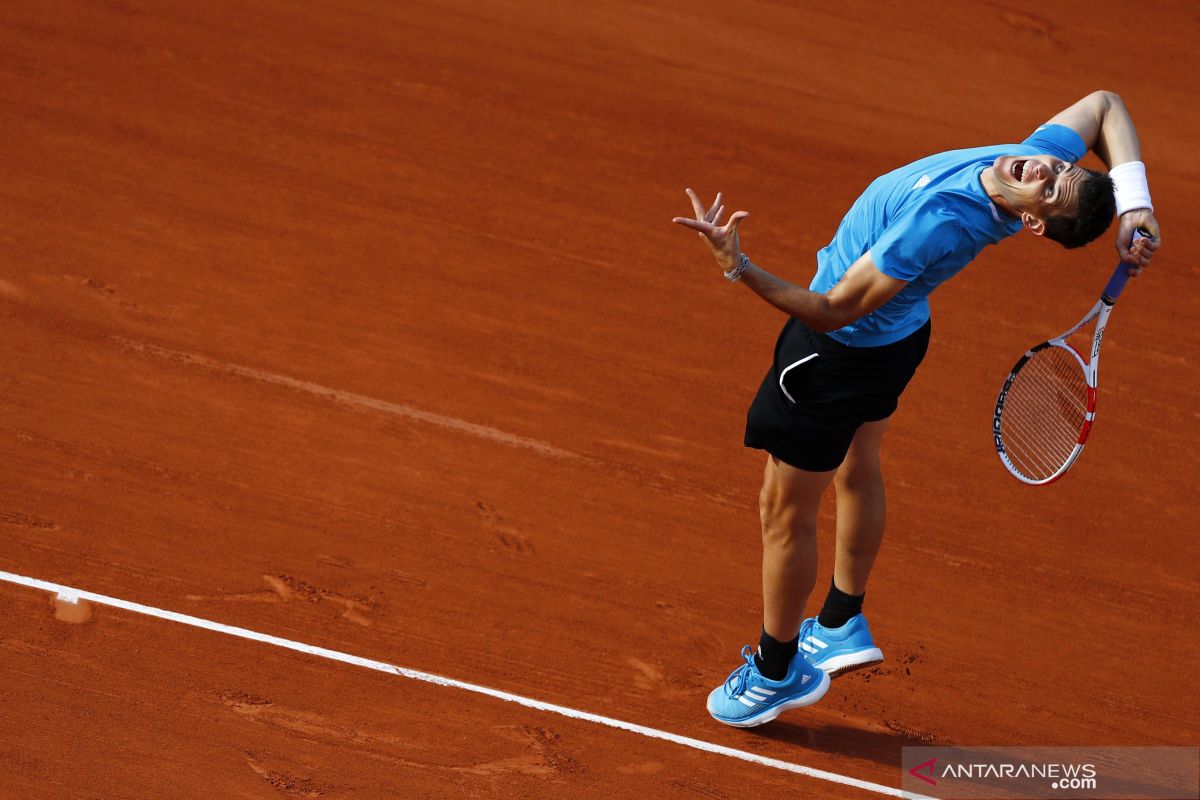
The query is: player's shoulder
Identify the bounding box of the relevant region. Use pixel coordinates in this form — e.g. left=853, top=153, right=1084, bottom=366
left=1020, top=123, right=1087, bottom=162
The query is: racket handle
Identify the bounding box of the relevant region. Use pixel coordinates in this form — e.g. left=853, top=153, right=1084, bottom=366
left=1102, top=227, right=1152, bottom=302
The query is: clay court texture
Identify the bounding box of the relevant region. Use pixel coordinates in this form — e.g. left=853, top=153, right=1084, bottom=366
left=2, top=1, right=1197, bottom=797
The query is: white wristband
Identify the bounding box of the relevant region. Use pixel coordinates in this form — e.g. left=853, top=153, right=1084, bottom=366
left=1109, top=160, right=1153, bottom=216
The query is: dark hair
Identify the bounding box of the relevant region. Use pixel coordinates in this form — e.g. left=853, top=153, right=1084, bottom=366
left=1043, top=168, right=1116, bottom=249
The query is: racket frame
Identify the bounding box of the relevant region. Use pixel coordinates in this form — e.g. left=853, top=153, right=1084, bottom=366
left=992, top=229, right=1147, bottom=485
left=993, top=298, right=1110, bottom=485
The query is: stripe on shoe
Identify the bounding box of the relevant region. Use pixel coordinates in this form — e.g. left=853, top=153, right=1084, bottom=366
left=799, top=635, right=828, bottom=654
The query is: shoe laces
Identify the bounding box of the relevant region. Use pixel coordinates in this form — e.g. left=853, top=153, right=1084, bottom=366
left=725, top=645, right=757, bottom=697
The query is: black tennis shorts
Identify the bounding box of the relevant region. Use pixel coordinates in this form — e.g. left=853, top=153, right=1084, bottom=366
left=745, top=318, right=931, bottom=472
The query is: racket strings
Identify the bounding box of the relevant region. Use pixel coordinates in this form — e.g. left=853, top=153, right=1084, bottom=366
left=999, top=346, right=1090, bottom=481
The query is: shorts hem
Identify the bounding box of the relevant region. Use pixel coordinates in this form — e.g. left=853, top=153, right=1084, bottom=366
left=744, top=437, right=848, bottom=473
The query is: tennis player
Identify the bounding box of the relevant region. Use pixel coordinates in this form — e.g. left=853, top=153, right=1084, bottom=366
left=674, top=91, right=1161, bottom=727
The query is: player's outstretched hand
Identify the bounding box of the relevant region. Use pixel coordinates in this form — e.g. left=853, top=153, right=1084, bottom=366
left=672, top=188, right=750, bottom=273
left=1117, top=209, right=1160, bottom=276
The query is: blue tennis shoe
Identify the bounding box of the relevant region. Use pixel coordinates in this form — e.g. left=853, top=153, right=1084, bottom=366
left=707, top=645, right=830, bottom=727
left=798, top=614, right=884, bottom=676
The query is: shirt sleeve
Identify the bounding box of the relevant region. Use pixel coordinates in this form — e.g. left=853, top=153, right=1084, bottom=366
left=1022, top=123, right=1088, bottom=162
left=868, top=201, right=963, bottom=282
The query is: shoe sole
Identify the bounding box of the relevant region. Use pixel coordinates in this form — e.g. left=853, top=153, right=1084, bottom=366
left=816, top=648, right=884, bottom=678
left=708, top=670, right=831, bottom=728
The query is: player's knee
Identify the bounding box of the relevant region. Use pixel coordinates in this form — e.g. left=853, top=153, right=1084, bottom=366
left=758, top=481, right=784, bottom=524
left=759, top=487, right=816, bottom=541
left=836, top=455, right=883, bottom=491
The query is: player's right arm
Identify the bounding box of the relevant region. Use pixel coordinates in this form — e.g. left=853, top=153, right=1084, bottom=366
left=1044, top=91, right=1160, bottom=269
left=1045, top=90, right=1140, bottom=167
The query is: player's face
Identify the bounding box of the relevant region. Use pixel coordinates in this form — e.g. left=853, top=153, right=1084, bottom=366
left=991, top=154, right=1084, bottom=217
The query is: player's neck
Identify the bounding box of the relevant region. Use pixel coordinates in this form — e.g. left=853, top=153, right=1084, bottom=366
left=979, top=167, right=1020, bottom=218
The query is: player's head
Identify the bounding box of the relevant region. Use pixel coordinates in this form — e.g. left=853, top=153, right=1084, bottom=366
left=989, top=154, right=1115, bottom=248
left=1039, top=167, right=1116, bottom=249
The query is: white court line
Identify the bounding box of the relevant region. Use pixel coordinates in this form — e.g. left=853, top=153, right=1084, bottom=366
left=109, top=336, right=578, bottom=460
left=0, top=569, right=930, bottom=799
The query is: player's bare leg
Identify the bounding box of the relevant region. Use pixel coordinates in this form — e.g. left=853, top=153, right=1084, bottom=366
left=759, top=454, right=837, bottom=642
left=796, top=418, right=889, bottom=678
left=704, top=454, right=835, bottom=726
left=832, top=418, right=889, bottom=595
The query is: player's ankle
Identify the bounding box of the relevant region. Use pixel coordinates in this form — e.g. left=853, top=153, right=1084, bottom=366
left=753, top=627, right=799, bottom=680
left=817, top=578, right=864, bottom=628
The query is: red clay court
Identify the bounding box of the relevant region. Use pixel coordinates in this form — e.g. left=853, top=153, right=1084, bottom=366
left=2, top=1, right=1197, bottom=797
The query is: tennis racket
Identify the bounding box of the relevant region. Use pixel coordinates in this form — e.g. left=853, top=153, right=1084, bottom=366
left=993, top=228, right=1152, bottom=485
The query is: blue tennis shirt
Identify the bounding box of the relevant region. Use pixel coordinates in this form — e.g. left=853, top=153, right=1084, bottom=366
left=810, top=124, right=1087, bottom=346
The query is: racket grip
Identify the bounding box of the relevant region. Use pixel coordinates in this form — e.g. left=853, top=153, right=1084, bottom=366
left=1102, top=227, right=1151, bottom=302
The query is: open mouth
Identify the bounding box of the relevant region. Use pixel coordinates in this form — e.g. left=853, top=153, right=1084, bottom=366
left=1011, top=159, right=1027, bottom=182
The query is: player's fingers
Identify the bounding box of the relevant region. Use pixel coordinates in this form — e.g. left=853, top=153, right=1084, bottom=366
left=705, top=192, right=724, bottom=221
left=685, top=188, right=705, bottom=219
left=722, top=210, right=750, bottom=233
left=672, top=216, right=714, bottom=235
left=711, top=204, right=725, bottom=225
left=1132, top=237, right=1158, bottom=267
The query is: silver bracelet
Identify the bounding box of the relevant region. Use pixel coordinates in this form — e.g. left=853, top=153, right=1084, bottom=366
left=724, top=253, right=750, bottom=282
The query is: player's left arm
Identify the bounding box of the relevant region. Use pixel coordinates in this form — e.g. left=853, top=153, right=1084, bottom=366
left=671, top=189, right=906, bottom=331
left=1045, top=90, right=1160, bottom=271
left=735, top=251, right=905, bottom=333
